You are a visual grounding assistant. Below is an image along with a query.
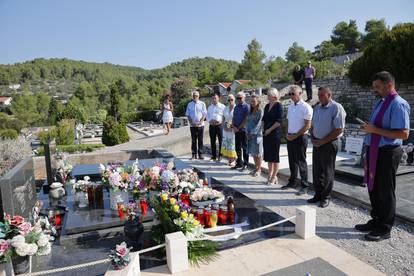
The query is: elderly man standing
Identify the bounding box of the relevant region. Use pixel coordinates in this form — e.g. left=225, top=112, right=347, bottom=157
left=232, top=91, right=250, bottom=171
left=304, top=61, right=316, bottom=101
left=283, top=85, right=313, bottom=195
left=207, top=92, right=226, bottom=161
left=186, top=91, right=207, bottom=160
left=356, top=71, right=410, bottom=241
left=308, top=87, right=346, bottom=208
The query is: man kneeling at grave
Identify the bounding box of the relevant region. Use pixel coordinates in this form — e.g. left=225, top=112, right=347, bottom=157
left=356, top=71, right=410, bottom=241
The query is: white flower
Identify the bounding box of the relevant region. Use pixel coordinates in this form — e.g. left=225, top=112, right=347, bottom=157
left=37, top=243, right=51, bottom=256
left=26, top=243, right=38, bottom=256
left=15, top=243, right=29, bottom=256
left=11, top=235, right=25, bottom=247
left=99, top=164, right=106, bottom=172
left=84, top=176, right=90, bottom=181
left=37, top=234, right=49, bottom=247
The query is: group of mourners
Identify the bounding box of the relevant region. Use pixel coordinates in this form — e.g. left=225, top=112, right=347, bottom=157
left=161, top=71, right=410, bottom=242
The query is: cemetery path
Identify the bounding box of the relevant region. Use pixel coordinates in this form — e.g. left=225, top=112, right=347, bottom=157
left=180, top=155, right=414, bottom=276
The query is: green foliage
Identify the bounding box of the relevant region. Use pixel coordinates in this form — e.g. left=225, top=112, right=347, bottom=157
left=102, top=116, right=129, bottom=146
left=349, top=23, right=414, bottom=85
left=56, top=119, right=75, bottom=145
left=331, top=20, right=361, bottom=53
left=314, top=40, right=346, bottom=60
left=236, top=39, right=267, bottom=82
left=10, top=92, right=41, bottom=126
left=57, top=101, right=87, bottom=123
left=188, top=240, right=219, bottom=267
left=0, top=112, right=24, bottom=132
left=175, top=97, right=191, bottom=117
left=36, top=143, right=105, bottom=155
left=38, top=128, right=57, bottom=144
left=48, top=98, right=64, bottom=125
left=0, top=129, right=18, bottom=140
left=312, top=60, right=345, bottom=79
left=361, top=19, right=389, bottom=49
left=285, top=42, right=313, bottom=64
left=170, top=78, right=193, bottom=105
left=121, top=110, right=158, bottom=123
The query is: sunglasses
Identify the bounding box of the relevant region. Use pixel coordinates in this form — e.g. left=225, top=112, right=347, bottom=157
left=289, top=93, right=294, bottom=96
left=228, top=99, right=234, bottom=102
left=236, top=97, right=242, bottom=100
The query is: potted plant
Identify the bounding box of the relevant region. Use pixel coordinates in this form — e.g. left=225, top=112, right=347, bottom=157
left=123, top=202, right=144, bottom=242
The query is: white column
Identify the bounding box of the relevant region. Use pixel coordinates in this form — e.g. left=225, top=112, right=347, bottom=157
left=295, top=206, right=316, bottom=239
left=166, top=231, right=189, bottom=274
left=0, top=262, right=14, bottom=276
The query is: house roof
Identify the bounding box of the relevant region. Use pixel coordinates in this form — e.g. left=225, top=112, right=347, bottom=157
left=218, top=82, right=232, bottom=88
left=205, top=84, right=217, bottom=89
left=234, top=79, right=251, bottom=85
left=0, top=96, right=12, bottom=103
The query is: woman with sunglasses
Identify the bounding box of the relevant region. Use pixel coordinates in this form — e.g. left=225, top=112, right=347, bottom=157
left=262, top=88, right=283, bottom=185
left=221, top=94, right=237, bottom=166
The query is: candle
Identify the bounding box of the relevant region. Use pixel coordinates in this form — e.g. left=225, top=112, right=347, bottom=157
left=140, top=199, right=148, bottom=216
left=210, top=210, right=218, bottom=228
left=219, top=205, right=228, bottom=225
left=204, top=207, right=212, bottom=228
left=55, top=213, right=61, bottom=227
left=180, top=193, right=190, bottom=206
left=197, top=208, right=205, bottom=226
left=117, top=203, right=125, bottom=220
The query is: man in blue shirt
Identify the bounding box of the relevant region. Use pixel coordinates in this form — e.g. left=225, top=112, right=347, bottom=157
left=232, top=91, right=250, bottom=171
left=355, top=71, right=410, bottom=242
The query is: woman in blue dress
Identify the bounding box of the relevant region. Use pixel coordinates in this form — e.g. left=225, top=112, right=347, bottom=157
left=246, top=94, right=263, bottom=176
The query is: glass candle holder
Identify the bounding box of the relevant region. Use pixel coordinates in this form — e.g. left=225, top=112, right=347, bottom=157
left=204, top=207, right=212, bottom=228
left=197, top=208, right=205, bottom=226
left=54, top=213, right=61, bottom=227
left=140, top=199, right=148, bottom=216
left=117, top=203, right=125, bottom=220
left=219, top=205, right=228, bottom=225
left=180, top=193, right=190, bottom=206
left=210, top=210, right=218, bottom=228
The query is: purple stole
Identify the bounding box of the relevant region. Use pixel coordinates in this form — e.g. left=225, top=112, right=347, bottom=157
left=364, top=90, right=398, bottom=191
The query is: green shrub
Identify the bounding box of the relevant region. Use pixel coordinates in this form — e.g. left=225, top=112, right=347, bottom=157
left=56, top=119, right=75, bottom=145
left=120, top=110, right=158, bottom=124
left=175, top=97, right=191, bottom=117
left=38, top=128, right=57, bottom=144
left=0, top=129, right=18, bottom=140
left=102, top=116, right=129, bottom=146
left=36, top=143, right=105, bottom=155
left=349, top=23, right=414, bottom=85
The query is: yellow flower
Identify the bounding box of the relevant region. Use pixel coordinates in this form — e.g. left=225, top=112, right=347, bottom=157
left=181, top=211, right=188, bottom=219
left=192, top=219, right=200, bottom=226
left=172, top=204, right=180, bottom=213
left=188, top=214, right=194, bottom=220
left=160, top=193, right=168, bottom=201
left=169, top=198, right=176, bottom=205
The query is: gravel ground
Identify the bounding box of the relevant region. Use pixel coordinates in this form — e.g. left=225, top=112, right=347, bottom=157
left=182, top=157, right=414, bottom=276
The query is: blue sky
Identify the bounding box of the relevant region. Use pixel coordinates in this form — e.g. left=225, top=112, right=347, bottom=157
left=1, top=0, right=413, bottom=69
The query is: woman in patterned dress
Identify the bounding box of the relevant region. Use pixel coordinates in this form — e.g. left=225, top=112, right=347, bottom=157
left=221, top=94, right=237, bottom=166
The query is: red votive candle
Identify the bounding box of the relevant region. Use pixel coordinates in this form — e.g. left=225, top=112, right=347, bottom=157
left=219, top=205, right=228, bottom=225
left=140, top=199, right=148, bottom=216
left=197, top=208, right=205, bottom=226
left=55, top=213, right=61, bottom=227
left=117, top=203, right=125, bottom=220
left=180, top=194, right=190, bottom=206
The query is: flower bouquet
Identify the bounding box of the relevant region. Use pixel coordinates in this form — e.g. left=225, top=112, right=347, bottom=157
left=54, top=151, right=73, bottom=184
left=100, top=163, right=130, bottom=210
left=151, top=194, right=218, bottom=266
left=190, top=187, right=225, bottom=207
left=73, top=176, right=90, bottom=208
left=108, top=242, right=132, bottom=270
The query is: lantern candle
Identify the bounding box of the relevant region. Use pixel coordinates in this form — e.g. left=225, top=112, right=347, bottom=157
left=204, top=207, right=212, bottom=228
left=180, top=193, right=190, bottom=206
left=55, top=213, right=61, bottom=227
left=117, top=203, right=125, bottom=220
left=210, top=210, right=218, bottom=228
left=219, top=205, right=228, bottom=225
left=197, top=208, right=205, bottom=226
left=140, top=199, right=148, bottom=216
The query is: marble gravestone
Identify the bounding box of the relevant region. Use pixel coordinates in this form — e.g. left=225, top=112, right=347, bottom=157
left=0, top=157, right=37, bottom=220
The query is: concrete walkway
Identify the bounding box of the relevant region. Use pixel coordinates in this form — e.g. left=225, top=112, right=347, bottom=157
left=174, top=155, right=414, bottom=275
left=142, top=234, right=383, bottom=276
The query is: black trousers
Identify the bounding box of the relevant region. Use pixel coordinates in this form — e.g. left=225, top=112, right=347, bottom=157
left=305, top=78, right=313, bottom=100
left=209, top=125, right=223, bottom=159
left=235, top=130, right=248, bottom=166
left=287, top=134, right=308, bottom=186
left=190, top=126, right=204, bottom=156
left=312, top=140, right=338, bottom=200
left=367, top=145, right=402, bottom=234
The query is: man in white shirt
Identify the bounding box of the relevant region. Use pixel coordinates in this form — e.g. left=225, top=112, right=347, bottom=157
left=283, top=85, right=313, bottom=195
left=207, top=93, right=226, bottom=161
left=185, top=91, right=207, bottom=160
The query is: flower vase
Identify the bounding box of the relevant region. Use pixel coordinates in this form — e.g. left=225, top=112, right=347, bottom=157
left=0, top=261, right=14, bottom=276
left=77, top=191, right=89, bottom=208
left=110, top=190, right=129, bottom=211
left=12, top=255, right=29, bottom=275
left=124, top=218, right=144, bottom=242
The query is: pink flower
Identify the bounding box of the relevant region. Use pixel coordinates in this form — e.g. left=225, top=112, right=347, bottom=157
left=11, top=215, right=24, bottom=226
left=18, top=222, right=33, bottom=235
left=0, top=239, right=10, bottom=256
left=116, top=242, right=129, bottom=258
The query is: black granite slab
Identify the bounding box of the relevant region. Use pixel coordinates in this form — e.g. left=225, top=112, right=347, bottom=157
left=30, top=157, right=295, bottom=275
left=261, top=257, right=347, bottom=276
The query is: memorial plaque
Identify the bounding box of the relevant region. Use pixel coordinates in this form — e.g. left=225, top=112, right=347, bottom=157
left=345, top=137, right=364, bottom=154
